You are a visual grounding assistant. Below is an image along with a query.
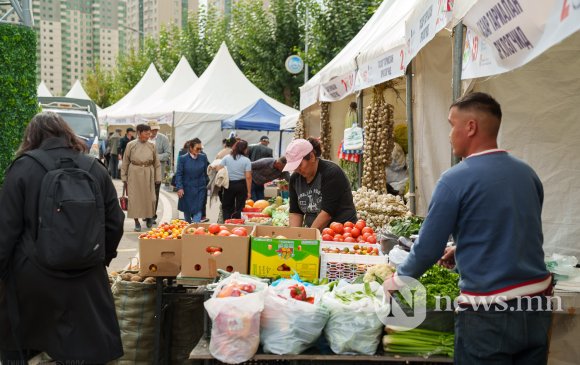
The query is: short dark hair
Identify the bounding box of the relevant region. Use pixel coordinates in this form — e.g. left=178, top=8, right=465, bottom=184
left=189, top=138, right=202, bottom=150
left=278, top=156, right=287, bottom=164
left=451, top=92, right=502, bottom=121
left=136, top=124, right=151, bottom=133
left=225, top=136, right=236, bottom=148
left=306, top=136, right=322, bottom=158
left=231, top=139, right=248, bottom=159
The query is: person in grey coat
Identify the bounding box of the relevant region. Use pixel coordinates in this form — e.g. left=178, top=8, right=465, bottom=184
left=148, top=120, right=171, bottom=223
left=0, top=112, right=125, bottom=363
left=107, top=128, right=122, bottom=178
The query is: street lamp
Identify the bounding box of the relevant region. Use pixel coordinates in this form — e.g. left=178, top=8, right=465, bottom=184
left=119, top=24, right=144, bottom=50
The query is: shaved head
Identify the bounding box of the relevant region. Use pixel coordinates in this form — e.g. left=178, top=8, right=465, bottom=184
left=451, top=92, right=502, bottom=138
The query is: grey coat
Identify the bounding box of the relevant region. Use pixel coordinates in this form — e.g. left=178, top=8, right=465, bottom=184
left=0, top=137, right=125, bottom=362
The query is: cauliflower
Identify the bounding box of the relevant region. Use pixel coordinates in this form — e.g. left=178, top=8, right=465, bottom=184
left=363, top=264, right=396, bottom=284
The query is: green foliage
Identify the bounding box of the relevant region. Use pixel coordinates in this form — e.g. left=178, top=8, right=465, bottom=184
left=389, top=216, right=424, bottom=238
left=394, top=124, right=408, bottom=154
left=0, top=24, right=37, bottom=186
left=84, top=62, right=114, bottom=108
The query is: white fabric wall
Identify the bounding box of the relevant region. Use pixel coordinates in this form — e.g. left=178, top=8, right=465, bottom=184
left=471, top=34, right=580, bottom=257
left=412, top=33, right=454, bottom=216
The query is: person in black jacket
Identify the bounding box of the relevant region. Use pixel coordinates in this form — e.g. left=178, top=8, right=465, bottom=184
left=0, top=112, right=125, bottom=363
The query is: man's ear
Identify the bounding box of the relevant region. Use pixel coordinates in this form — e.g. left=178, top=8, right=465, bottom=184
left=466, top=119, right=478, bottom=137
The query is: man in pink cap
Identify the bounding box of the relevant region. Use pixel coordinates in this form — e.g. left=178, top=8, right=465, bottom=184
left=284, top=137, right=357, bottom=229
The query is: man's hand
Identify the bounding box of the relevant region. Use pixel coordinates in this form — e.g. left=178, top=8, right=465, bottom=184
left=438, top=246, right=456, bottom=269
left=118, top=154, right=122, bottom=161
left=177, top=189, right=185, bottom=198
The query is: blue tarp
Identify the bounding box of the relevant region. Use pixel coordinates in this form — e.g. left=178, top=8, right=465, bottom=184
left=221, top=98, right=284, bottom=131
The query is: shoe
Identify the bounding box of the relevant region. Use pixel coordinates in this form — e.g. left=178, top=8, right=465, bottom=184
left=134, top=224, right=141, bottom=232
left=200, top=217, right=209, bottom=223
left=146, top=218, right=153, bottom=228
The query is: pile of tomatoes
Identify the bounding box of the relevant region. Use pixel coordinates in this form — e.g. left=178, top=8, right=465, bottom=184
left=139, top=219, right=189, bottom=240
left=184, top=223, right=249, bottom=237
left=321, top=219, right=377, bottom=244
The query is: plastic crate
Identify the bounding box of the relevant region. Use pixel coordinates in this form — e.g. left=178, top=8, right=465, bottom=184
left=241, top=212, right=272, bottom=225
left=319, top=241, right=388, bottom=282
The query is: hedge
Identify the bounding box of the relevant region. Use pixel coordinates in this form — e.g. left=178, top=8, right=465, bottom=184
left=0, top=23, right=37, bottom=186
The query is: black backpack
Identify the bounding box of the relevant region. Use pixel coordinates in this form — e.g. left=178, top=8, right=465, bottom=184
left=23, top=149, right=106, bottom=272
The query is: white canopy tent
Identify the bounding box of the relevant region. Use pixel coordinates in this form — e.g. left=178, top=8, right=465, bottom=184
left=37, top=81, right=52, bottom=97
left=65, top=80, right=103, bottom=113
left=143, top=43, right=298, bottom=162
left=100, top=63, right=164, bottom=125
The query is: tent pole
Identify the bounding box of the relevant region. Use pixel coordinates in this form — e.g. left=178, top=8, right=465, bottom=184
left=406, top=63, right=416, bottom=215
left=279, top=130, right=283, bottom=157
left=451, top=22, right=465, bottom=166
left=171, top=111, right=175, bottom=173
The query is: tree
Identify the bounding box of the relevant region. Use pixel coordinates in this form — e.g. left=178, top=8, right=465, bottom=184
left=84, top=62, right=114, bottom=108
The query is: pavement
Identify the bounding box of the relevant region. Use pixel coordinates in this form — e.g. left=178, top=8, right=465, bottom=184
left=107, top=179, right=221, bottom=272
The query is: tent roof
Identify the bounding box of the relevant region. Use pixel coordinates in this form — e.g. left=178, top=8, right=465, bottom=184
left=37, top=81, right=52, bottom=97
left=66, top=80, right=91, bottom=100
left=280, top=113, right=300, bottom=130
left=121, top=56, right=198, bottom=118
left=168, top=43, right=297, bottom=126
left=222, top=98, right=284, bottom=131
left=100, top=63, right=163, bottom=119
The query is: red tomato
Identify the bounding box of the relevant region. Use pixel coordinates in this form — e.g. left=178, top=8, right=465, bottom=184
left=342, top=232, right=353, bottom=239
left=344, top=221, right=354, bottom=228
left=232, top=227, right=248, bottom=237
left=350, top=227, right=360, bottom=238
left=330, top=222, right=344, bottom=235
left=333, top=234, right=344, bottom=242
left=355, top=220, right=366, bottom=230
left=356, top=236, right=365, bottom=242
left=322, top=228, right=335, bottom=237
left=343, top=227, right=352, bottom=235
left=194, top=227, right=206, bottom=235
left=344, top=237, right=356, bottom=243
left=361, top=226, right=374, bottom=235
left=220, top=225, right=228, bottom=231
left=218, top=230, right=231, bottom=236
left=322, top=234, right=334, bottom=241
left=366, top=234, right=377, bottom=244
left=362, top=232, right=372, bottom=241
left=208, top=224, right=221, bottom=235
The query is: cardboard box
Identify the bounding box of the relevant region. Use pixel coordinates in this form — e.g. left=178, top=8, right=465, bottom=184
left=181, top=223, right=253, bottom=278
left=139, top=238, right=182, bottom=277
left=250, top=226, right=320, bottom=280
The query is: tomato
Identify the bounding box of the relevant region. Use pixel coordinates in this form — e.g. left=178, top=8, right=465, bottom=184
left=366, top=234, right=377, bottom=244
left=343, top=227, right=352, bottom=235
left=356, top=235, right=365, bottom=242
left=355, top=220, right=366, bottom=230
left=322, top=228, right=335, bottom=237
left=208, top=223, right=221, bottom=235
left=194, top=227, right=206, bottom=235
left=232, top=228, right=247, bottom=237
left=220, top=225, right=228, bottom=231
left=329, top=222, right=344, bottom=234
left=350, top=227, right=360, bottom=238
left=322, top=233, right=334, bottom=241
left=333, top=234, right=344, bottom=242
left=362, top=232, right=372, bottom=241
left=344, top=221, right=354, bottom=228
left=342, top=232, right=353, bottom=239
left=218, top=230, right=231, bottom=236
left=361, top=226, right=374, bottom=235
left=344, top=237, right=356, bottom=243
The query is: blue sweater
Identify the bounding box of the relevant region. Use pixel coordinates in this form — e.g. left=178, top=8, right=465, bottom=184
left=397, top=151, right=549, bottom=294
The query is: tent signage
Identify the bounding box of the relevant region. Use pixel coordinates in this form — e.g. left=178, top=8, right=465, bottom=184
left=285, top=55, right=304, bottom=74
left=319, top=72, right=356, bottom=102
left=354, top=46, right=406, bottom=91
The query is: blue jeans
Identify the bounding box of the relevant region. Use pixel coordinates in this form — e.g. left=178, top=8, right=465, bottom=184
left=455, top=296, right=552, bottom=365
left=251, top=181, right=265, bottom=201
left=183, top=211, right=202, bottom=223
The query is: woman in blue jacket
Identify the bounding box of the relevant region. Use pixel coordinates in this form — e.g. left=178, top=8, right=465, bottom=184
left=175, top=138, right=209, bottom=223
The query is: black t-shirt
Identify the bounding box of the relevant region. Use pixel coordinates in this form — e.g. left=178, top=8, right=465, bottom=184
left=289, top=159, right=357, bottom=227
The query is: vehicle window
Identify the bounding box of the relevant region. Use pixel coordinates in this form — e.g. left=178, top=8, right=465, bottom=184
left=59, top=112, right=97, bottom=138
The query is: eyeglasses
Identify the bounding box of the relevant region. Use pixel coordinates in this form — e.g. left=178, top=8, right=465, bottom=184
left=194, top=147, right=202, bottom=152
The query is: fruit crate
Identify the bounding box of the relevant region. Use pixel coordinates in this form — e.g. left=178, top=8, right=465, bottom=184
left=320, top=241, right=388, bottom=282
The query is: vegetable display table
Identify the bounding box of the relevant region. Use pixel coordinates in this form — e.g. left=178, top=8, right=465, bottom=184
left=189, top=337, right=454, bottom=365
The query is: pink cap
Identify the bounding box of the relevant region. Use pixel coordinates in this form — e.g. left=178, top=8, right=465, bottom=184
left=283, top=139, right=313, bottom=172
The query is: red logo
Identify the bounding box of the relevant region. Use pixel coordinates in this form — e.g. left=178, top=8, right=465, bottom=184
left=561, top=0, right=570, bottom=21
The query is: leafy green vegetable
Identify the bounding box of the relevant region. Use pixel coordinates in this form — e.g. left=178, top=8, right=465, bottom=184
left=383, top=327, right=454, bottom=357
left=395, top=265, right=460, bottom=309
left=389, top=216, right=424, bottom=238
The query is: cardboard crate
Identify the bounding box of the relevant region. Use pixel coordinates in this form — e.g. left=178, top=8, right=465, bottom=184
left=139, top=238, right=182, bottom=277
left=319, top=240, right=387, bottom=282
left=181, top=223, right=253, bottom=278
left=250, top=226, right=320, bottom=281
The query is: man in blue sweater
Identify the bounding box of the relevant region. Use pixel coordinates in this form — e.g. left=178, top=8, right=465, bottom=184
left=387, top=92, right=552, bottom=364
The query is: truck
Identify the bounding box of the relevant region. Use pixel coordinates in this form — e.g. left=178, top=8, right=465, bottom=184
left=38, top=96, right=101, bottom=158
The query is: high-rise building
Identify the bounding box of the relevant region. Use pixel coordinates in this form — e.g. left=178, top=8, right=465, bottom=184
left=203, top=0, right=270, bottom=15
left=125, top=0, right=199, bottom=51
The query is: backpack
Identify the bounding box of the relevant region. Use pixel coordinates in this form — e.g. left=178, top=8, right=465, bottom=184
left=23, top=149, right=106, bottom=272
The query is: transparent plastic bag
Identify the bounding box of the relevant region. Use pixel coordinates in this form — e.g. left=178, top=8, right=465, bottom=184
left=204, top=273, right=268, bottom=364
left=260, top=280, right=329, bottom=354
left=322, top=281, right=385, bottom=355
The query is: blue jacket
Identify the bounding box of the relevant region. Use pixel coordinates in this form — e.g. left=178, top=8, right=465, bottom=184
left=175, top=153, right=209, bottom=214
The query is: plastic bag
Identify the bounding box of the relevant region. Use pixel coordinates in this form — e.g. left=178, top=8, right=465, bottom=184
left=388, top=246, right=409, bottom=266
left=260, top=280, right=329, bottom=354
left=343, top=124, right=363, bottom=150
left=204, top=273, right=268, bottom=364
left=322, top=281, right=385, bottom=355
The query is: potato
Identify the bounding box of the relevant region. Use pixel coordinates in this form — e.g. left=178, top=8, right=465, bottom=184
left=121, top=273, right=133, bottom=281
left=130, top=275, right=143, bottom=282
left=143, top=277, right=156, bottom=284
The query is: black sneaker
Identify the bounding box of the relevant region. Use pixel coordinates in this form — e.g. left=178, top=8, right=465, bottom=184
left=134, top=223, right=142, bottom=232
left=200, top=217, right=209, bottom=223
left=146, top=218, right=153, bottom=228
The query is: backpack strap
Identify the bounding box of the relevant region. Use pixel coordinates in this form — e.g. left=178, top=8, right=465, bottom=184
left=73, top=153, right=96, bottom=173
left=23, top=149, right=57, bottom=172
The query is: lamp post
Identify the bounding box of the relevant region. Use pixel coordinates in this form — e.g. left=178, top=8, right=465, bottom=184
left=119, top=24, right=144, bottom=50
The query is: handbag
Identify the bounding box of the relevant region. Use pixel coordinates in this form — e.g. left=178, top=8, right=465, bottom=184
left=343, top=123, right=364, bottom=150
left=119, top=183, right=128, bottom=211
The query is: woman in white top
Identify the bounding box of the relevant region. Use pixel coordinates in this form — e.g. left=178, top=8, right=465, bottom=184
left=214, top=140, right=252, bottom=220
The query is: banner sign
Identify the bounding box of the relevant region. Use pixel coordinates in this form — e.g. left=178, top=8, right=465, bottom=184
left=299, top=84, right=319, bottom=111
left=319, top=72, right=356, bottom=102
left=462, top=0, right=580, bottom=78
left=354, top=46, right=406, bottom=91
left=405, top=0, right=454, bottom=65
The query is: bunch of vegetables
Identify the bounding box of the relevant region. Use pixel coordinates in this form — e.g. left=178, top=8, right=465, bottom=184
left=320, top=101, right=332, bottom=160
left=340, top=101, right=360, bottom=190
left=363, top=263, right=396, bottom=284
left=294, top=111, right=306, bottom=140
left=353, top=187, right=410, bottom=229
left=333, top=282, right=378, bottom=304
left=288, top=284, right=315, bottom=303
left=216, top=281, right=257, bottom=298
left=383, top=326, right=454, bottom=357
left=109, top=271, right=156, bottom=285
left=395, top=265, right=460, bottom=310
left=389, top=216, right=424, bottom=238
left=362, top=82, right=395, bottom=193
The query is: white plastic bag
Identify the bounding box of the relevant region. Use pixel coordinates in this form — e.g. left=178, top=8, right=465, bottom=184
left=260, top=280, right=329, bottom=354
left=204, top=273, right=268, bottom=364
left=343, top=124, right=363, bottom=150
left=322, top=281, right=385, bottom=355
